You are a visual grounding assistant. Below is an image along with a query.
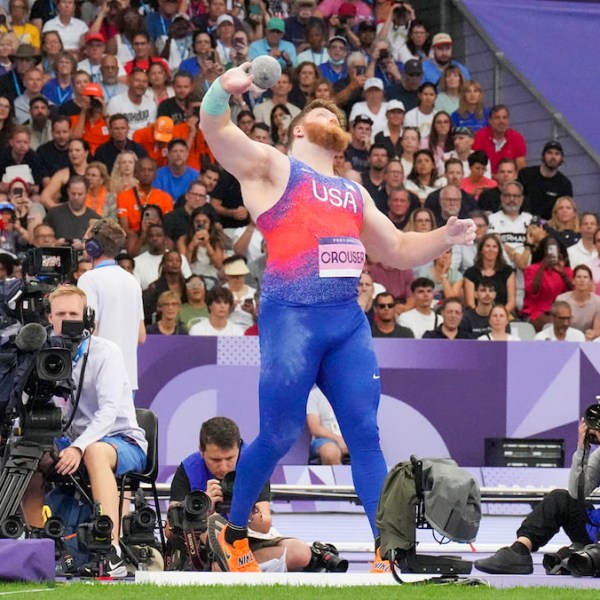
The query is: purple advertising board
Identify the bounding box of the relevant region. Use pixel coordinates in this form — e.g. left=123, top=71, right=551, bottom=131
left=136, top=337, right=600, bottom=482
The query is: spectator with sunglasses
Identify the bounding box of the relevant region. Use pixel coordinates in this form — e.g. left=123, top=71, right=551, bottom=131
left=371, top=292, right=414, bottom=338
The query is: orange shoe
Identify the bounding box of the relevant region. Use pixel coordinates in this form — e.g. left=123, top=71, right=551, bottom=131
left=369, top=547, right=391, bottom=573
left=207, top=514, right=260, bottom=573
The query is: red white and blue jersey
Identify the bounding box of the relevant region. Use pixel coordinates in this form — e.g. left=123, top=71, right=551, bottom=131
left=257, top=157, right=365, bottom=305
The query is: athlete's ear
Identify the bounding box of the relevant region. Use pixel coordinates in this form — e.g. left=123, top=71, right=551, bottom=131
left=293, top=124, right=305, bottom=139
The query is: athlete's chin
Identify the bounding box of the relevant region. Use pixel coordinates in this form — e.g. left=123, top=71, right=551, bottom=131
left=304, top=122, right=351, bottom=154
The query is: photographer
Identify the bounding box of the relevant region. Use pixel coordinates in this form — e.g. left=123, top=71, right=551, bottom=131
left=168, top=417, right=312, bottom=571
left=21, top=285, right=148, bottom=578
left=475, top=417, right=600, bottom=575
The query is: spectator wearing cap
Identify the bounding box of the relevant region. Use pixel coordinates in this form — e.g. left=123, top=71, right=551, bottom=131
left=153, top=138, right=199, bottom=202
left=192, top=0, right=244, bottom=36
left=95, top=113, right=148, bottom=172
left=107, top=68, right=157, bottom=136
left=14, top=68, right=48, bottom=125
left=156, top=71, right=194, bottom=125
left=249, top=17, right=297, bottom=68
left=25, top=96, right=52, bottom=150
left=213, top=14, right=237, bottom=65
left=344, top=113, right=372, bottom=173
left=375, top=100, right=406, bottom=156
left=57, top=69, right=92, bottom=117
left=318, top=35, right=348, bottom=84
left=132, top=116, right=185, bottom=168
left=403, top=81, right=437, bottom=143
left=0, top=44, right=40, bottom=101
left=68, top=82, right=110, bottom=155
left=349, top=77, right=388, bottom=136
left=252, top=70, right=301, bottom=124
left=328, top=2, right=360, bottom=49
left=445, top=125, right=488, bottom=178
left=421, top=32, right=470, bottom=86
left=42, top=0, right=89, bottom=53
left=146, top=0, right=179, bottom=42
left=450, top=79, right=490, bottom=133
left=0, top=125, right=45, bottom=193
left=314, top=0, right=373, bottom=27
left=77, top=32, right=115, bottom=83
left=472, top=104, right=527, bottom=175
left=285, top=0, right=323, bottom=51
left=385, top=58, right=421, bottom=112
left=296, top=21, right=330, bottom=66
left=160, top=13, right=194, bottom=72
left=517, top=140, right=573, bottom=221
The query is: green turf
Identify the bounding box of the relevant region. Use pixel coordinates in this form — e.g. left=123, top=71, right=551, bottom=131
left=1, top=583, right=600, bottom=600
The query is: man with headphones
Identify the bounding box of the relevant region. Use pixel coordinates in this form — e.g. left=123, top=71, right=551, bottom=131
left=77, top=219, right=146, bottom=393
left=22, top=285, right=148, bottom=578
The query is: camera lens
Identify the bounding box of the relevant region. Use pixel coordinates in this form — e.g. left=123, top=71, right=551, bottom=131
left=585, top=404, right=600, bottom=431
left=92, top=515, right=113, bottom=539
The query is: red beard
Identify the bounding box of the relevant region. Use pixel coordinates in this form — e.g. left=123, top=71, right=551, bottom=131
left=303, top=121, right=351, bottom=154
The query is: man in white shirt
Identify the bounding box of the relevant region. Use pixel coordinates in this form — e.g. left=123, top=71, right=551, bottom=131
left=569, top=212, right=598, bottom=269
left=534, top=301, right=585, bottom=342
left=349, top=77, right=388, bottom=138
left=42, top=0, right=88, bottom=52
left=189, top=287, right=244, bottom=336
left=398, top=277, right=442, bottom=338
left=107, top=69, right=157, bottom=136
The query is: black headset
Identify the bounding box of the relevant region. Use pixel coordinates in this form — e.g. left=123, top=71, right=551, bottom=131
left=84, top=220, right=105, bottom=260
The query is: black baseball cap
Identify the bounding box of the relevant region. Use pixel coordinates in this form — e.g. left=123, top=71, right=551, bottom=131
left=542, top=140, right=563, bottom=155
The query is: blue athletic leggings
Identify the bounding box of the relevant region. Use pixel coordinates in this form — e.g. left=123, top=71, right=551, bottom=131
left=229, top=295, right=388, bottom=537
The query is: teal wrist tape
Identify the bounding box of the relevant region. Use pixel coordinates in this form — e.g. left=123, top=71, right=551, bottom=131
left=201, top=78, right=231, bottom=116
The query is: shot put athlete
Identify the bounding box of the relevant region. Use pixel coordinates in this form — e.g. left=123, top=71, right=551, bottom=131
left=200, top=61, right=476, bottom=573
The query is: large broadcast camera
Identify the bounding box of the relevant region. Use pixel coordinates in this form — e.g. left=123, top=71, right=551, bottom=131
left=166, top=491, right=212, bottom=571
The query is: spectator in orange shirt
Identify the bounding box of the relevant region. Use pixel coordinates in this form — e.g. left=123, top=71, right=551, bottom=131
left=69, top=83, right=110, bottom=155
left=132, top=116, right=186, bottom=168
left=117, top=156, right=173, bottom=255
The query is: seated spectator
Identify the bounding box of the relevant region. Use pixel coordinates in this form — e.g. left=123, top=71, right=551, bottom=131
left=249, top=17, right=297, bottom=68
left=435, top=65, right=463, bottom=115
left=404, top=149, right=446, bottom=205
left=450, top=80, right=490, bottom=132
left=533, top=300, right=585, bottom=342
left=546, top=196, right=581, bottom=249
left=306, top=387, right=349, bottom=465
left=160, top=16, right=194, bottom=73
left=98, top=54, right=127, bottom=104
left=318, top=35, right=348, bottom=85
left=428, top=111, right=454, bottom=176
left=385, top=187, right=418, bottom=230
left=568, top=212, right=598, bottom=269
left=357, top=269, right=376, bottom=324
left=371, top=292, right=414, bottom=338
left=143, top=250, right=187, bottom=324
left=404, top=207, right=437, bottom=233
left=523, top=236, right=573, bottom=331
left=288, top=61, right=320, bottom=110
left=153, top=138, right=199, bottom=202
left=296, top=21, right=330, bottom=66
left=145, top=61, right=174, bottom=107
left=373, top=157, right=415, bottom=214
left=178, top=274, right=209, bottom=331
left=42, top=0, right=88, bottom=52
left=27, top=94, right=53, bottom=151
left=473, top=104, right=527, bottom=174
left=134, top=223, right=191, bottom=291
left=39, top=31, right=63, bottom=80
left=403, top=82, right=437, bottom=143
left=0, top=94, right=16, bottom=148
left=31, top=222, right=57, bottom=247
left=40, top=51, right=76, bottom=106
left=94, top=114, right=148, bottom=173
left=416, top=248, right=463, bottom=301
left=460, top=150, right=497, bottom=200
left=146, top=290, right=188, bottom=335
left=398, top=126, right=420, bottom=179
left=269, top=103, right=293, bottom=146
left=110, top=150, right=138, bottom=195
left=222, top=254, right=256, bottom=331
left=176, top=206, right=224, bottom=281
left=7, top=177, right=45, bottom=248
left=0, top=125, right=45, bottom=194
left=478, top=304, right=517, bottom=341
left=422, top=297, right=473, bottom=339
left=479, top=157, right=518, bottom=214
left=461, top=277, right=497, bottom=338
left=368, top=261, right=413, bottom=313
left=475, top=416, right=596, bottom=576
left=84, top=161, right=116, bottom=219
left=464, top=233, right=516, bottom=316
left=556, top=264, right=600, bottom=341
left=189, top=287, right=244, bottom=336
left=396, top=19, right=431, bottom=64
left=422, top=33, right=470, bottom=86
left=344, top=114, right=372, bottom=173
left=116, top=252, right=135, bottom=274
left=348, top=77, right=387, bottom=137
left=373, top=100, right=405, bottom=159
left=397, top=277, right=442, bottom=338
left=587, top=229, right=600, bottom=296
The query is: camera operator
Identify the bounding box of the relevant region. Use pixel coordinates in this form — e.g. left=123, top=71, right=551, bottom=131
left=21, top=285, right=148, bottom=578
left=475, top=416, right=600, bottom=575
left=168, top=417, right=312, bottom=571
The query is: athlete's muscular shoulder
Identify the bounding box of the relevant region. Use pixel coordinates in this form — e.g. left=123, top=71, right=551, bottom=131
left=241, top=149, right=291, bottom=219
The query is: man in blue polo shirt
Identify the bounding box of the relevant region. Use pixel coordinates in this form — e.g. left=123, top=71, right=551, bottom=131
left=249, top=17, right=298, bottom=68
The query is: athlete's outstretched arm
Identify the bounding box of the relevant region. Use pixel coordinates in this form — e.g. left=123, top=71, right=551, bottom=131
left=200, top=64, right=285, bottom=183
left=360, top=190, right=476, bottom=269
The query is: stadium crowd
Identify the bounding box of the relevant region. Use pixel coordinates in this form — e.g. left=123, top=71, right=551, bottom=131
left=0, top=0, right=594, bottom=343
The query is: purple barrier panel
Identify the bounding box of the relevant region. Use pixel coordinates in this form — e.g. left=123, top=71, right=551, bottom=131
left=137, top=337, right=600, bottom=480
